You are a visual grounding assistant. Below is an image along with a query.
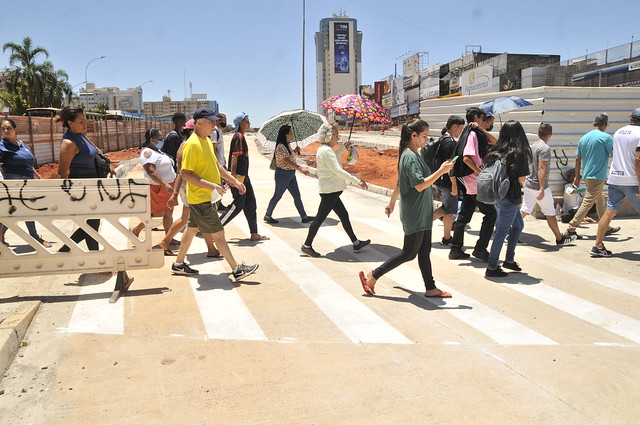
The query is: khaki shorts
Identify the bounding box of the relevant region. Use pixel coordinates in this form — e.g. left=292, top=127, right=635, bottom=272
left=188, top=201, right=223, bottom=234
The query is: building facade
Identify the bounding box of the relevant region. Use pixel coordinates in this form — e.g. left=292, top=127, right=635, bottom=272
left=315, top=14, right=362, bottom=111
left=142, top=97, right=218, bottom=118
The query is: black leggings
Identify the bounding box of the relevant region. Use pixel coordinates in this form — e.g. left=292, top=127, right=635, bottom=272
left=304, top=191, right=357, bottom=246
left=372, top=229, right=435, bottom=291
left=60, top=172, right=101, bottom=251
left=219, top=176, right=258, bottom=234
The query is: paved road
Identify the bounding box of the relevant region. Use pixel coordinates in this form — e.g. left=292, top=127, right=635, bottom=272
left=0, top=137, right=639, bottom=424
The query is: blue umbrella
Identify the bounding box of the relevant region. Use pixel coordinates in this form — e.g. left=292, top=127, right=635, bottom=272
left=479, top=96, right=532, bottom=116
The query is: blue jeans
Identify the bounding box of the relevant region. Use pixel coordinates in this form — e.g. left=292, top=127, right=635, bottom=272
left=488, top=198, right=524, bottom=270
left=265, top=168, right=307, bottom=218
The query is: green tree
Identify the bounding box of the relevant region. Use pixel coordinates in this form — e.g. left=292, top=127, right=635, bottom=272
left=94, top=103, right=109, bottom=115
left=1, top=37, right=72, bottom=113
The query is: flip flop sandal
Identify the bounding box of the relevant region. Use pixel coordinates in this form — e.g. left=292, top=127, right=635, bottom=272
left=251, top=235, right=270, bottom=241
left=207, top=253, right=222, bottom=258
left=359, top=271, right=375, bottom=295
left=425, top=290, right=452, bottom=298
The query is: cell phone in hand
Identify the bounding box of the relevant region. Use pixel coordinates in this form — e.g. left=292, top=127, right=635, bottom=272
left=450, top=155, right=459, bottom=163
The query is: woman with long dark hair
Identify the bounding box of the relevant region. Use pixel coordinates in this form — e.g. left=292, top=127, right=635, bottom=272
left=0, top=119, right=52, bottom=247
left=359, top=119, right=455, bottom=297
left=484, top=120, right=533, bottom=277
left=264, top=125, right=313, bottom=223
left=56, top=106, right=102, bottom=251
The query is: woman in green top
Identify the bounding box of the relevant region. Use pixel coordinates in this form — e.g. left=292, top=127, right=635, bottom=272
left=359, top=119, right=455, bottom=298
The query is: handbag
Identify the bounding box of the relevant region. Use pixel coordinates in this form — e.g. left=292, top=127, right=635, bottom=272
left=84, top=136, right=111, bottom=178
left=94, top=152, right=111, bottom=178
left=269, top=153, right=277, bottom=171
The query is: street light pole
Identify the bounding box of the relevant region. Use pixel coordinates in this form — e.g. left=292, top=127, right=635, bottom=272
left=138, top=80, right=153, bottom=114
left=302, top=0, right=306, bottom=110
left=84, top=56, right=107, bottom=92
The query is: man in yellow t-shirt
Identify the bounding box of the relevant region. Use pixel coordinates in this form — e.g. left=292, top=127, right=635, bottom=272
left=172, top=107, right=259, bottom=282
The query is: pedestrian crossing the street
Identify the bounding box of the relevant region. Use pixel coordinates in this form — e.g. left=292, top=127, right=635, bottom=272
left=61, top=213, right=640, bottom=348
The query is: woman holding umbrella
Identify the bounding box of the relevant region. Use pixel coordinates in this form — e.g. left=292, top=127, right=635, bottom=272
left=264, top=125, right=314, bottom=224
left=300, top=123, right=370, bottom=257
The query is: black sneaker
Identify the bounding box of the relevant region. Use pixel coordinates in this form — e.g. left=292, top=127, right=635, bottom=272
left=566, top=230, right=583, bottom=240
left=590, top=245, right=612, bottom=257
left=171, top=262, right=199, bottom=275
left=556, top=234, right=578, bottom=246
left=353, top=239, right=371, bottom=253
left=472, top=249, right=489, bottom=262
left=485, top=267, right=508, bottom=278
left=441, top=237, right=452, bottom=246
left=263, top=215, right=278, bottom=224
left=449, top=248, right=470, bottom=260
left=502, top=261, right=522, bottom=271
left=605, top=226, right=621, bottom=236
left=301, top=216, right=315, bottom=223
left=300, top=245, right=321, bottom=257
left=232, top=263, right=259, bottom=281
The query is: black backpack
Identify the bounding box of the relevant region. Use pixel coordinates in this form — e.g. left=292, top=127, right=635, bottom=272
left=476, top=154, right=510, bottom=205
left=420, top=135, right=454, bottom=182
left=450, top=125, right=474, bottom=177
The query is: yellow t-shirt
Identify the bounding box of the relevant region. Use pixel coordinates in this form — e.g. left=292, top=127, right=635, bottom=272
left=181, top=132, right=221, bottom=204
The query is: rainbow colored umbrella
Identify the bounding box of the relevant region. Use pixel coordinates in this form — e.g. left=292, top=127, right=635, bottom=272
left=320, top=94, right=391, bottom=141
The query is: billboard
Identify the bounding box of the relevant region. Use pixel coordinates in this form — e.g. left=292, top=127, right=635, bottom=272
left=374, top=81, right=386, bottom=105
left=403, top=53, right=420, bottom=88
left=404, top=87, right=419, bottom=104
left=500, top=70, right=520, bottom=91
left=393, top=76, right=404, bottom=106
left=333, top=22, right=350, bottom=73
left=420, top=63, right=440, bottom=100
left=461, top=64, right=493, bottom=96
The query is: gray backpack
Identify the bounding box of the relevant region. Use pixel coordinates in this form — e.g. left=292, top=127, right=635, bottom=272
left=476, top=154, right=510, bottom=205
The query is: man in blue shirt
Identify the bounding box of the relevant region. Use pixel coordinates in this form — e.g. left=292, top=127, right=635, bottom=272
left=564, top=113, right=620, bottom=239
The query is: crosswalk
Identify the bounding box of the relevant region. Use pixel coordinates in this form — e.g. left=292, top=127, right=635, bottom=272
left=59, top=210, right=640, bottom=348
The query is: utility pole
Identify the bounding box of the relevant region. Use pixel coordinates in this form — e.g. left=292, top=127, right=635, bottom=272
left=302, top=0, right=306, bottom=110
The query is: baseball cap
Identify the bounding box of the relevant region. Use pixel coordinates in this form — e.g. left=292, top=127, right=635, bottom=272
left=184, top=118, right=195, bottom=130
left=631, top=108, right=640, bottom=120
left=233, top=112, right=249, bottom=131
left=193, top=107, right=220, bottom=122
left=593, top=113, right=608, bottom=126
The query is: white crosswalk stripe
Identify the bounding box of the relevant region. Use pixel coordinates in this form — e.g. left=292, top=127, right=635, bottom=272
left=318, top=225, right=558, bottom=346
left=233, top=220, right=413, bottom=344
left=65, top=219, right=127, bottom=335
left=62, top=211, right=639, bottom=347
left=356, top=217, right=640, bottom=345
left=188, top=259, right=267, bottom=341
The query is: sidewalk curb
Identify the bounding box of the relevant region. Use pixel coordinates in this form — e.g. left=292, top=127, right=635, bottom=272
left=0, top=301, right=41, bottom=376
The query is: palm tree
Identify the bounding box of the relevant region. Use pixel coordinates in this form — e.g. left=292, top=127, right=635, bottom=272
left=2, top=37, right=49, bottom=109
left=1, top=37, right=72, bottom=112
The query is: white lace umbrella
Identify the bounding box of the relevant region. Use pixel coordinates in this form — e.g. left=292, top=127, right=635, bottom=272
left=256, top=109, right=327, bottom=149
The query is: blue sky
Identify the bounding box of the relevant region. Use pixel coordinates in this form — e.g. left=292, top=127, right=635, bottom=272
left=1, top=0, right=636, bottom=126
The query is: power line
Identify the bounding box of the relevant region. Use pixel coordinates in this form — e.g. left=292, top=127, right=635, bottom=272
left=348, top=0, right=468, bottom=45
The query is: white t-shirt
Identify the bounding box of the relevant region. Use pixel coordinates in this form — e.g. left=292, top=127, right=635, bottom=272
left=140, top=147, right=176, bottom=184
left=607, top=124, right=640, bottom=186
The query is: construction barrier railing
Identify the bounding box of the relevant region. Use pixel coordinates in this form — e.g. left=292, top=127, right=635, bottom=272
left=0, top=178, right=164, bottom=302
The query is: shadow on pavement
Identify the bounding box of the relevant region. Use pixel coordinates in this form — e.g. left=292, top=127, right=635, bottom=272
left=368, top=286, right=473, bottom=311
left=324, top=243, right=401, bottom=262
left=0, top=287, right=171, bottom=304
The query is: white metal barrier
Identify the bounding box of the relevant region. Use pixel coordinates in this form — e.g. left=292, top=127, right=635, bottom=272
left=0, top=178, right=164, bottom=302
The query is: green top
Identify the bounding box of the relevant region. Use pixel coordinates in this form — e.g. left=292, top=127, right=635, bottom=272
left=399, top=149, right=433, bottom=235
